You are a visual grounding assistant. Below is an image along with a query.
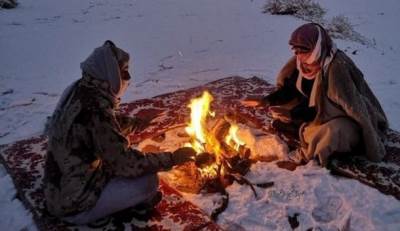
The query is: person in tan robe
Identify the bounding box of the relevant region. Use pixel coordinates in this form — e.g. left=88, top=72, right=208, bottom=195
left=242, top=23, right=388, bottom=167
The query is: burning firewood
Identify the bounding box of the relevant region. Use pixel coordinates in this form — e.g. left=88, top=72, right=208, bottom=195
left=169, top=162, right=207, bottom=194
left=211, top=117, right=231, bottom=142
left=166, top=91, right=275, bottom=220
left=194, top=152, right=215, bottom=168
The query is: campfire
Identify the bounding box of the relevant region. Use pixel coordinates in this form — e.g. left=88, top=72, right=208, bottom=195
left=139, top=90, right=275, bottom=220
left=184, top=91, right=251, bottom=180
left=174, top=91, right=273, bottom=220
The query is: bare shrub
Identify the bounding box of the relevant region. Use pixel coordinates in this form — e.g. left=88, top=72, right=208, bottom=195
left=326, top=15, right=370, bottom=45
left=263, top=0, right=325, bottom=22
left=0, top=0, right=18, bottom=9
left=263, top=0, right=371, bottom=45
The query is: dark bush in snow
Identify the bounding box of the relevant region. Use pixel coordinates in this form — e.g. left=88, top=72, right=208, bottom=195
left=0, top=0, right=18, bottom=9
left=263, top=0, right=371, bottom=45
left=326, top=15, right=370, bottom=45
left=263, top=0, right=325, bottom=22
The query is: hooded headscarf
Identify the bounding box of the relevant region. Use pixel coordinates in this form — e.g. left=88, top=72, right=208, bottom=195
left=80, top=40, right=130, bottom=98
left=289, top=23, right=337, bottom=106
left=57, top=41, right=129, bottom=109
left=46, top=41, right=130, bottom=135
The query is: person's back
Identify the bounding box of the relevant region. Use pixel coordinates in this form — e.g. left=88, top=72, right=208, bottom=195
left=45, top=73, right=118, bottom=217
left=44, top=41, right=196, bottom=224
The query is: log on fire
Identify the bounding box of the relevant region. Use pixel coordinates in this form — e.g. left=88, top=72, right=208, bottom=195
left=168, top=117, right=274, bottom=221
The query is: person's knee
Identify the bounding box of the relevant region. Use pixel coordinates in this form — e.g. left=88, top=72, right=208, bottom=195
left=324, top=120, right=341, bottom=134
left=62, top=212, right=93, bottom=225
left=320, top=119, right=350, bottom=144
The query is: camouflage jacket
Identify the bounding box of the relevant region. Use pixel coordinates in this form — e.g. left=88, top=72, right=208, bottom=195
left=44, top=74, right=176, bottom=217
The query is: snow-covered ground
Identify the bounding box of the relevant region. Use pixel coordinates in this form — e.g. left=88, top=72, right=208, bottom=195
left=144, top=126, right=400, bottom=231
left=187, top=161, right=400, bottom=231
left=1, top=0, right=400, bottom=230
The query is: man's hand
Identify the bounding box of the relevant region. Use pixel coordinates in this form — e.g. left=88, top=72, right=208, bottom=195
left=194, top=152, right=215, bottom=167
left=269, top=106, right=291, bottom=123
left=240, top=98, right=261, bottom=107
left=241, top=95, right=268, bottom=107
left=172, top=147, right=196, bottom=164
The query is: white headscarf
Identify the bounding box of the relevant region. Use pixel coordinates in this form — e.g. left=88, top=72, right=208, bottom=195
left=295, top=25, right=337, bottom=107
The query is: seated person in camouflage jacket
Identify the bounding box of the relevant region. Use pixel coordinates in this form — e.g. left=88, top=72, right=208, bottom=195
left=44, top=41, right=196, bottom=224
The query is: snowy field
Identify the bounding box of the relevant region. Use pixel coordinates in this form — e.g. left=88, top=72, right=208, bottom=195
left=1, top=0, right=400, bottom=230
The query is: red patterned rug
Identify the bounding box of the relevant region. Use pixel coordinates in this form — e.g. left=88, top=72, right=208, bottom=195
left=0, top=134, right=221, bottom=231
left=121, top=76, right=400, bottom=201
left=1, top=76, right=399, bottom=230
left=329, top=129, right=400, bottom=200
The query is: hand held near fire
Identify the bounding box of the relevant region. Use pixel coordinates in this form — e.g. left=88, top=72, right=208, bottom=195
left=240, top=96, right=263, bottom=107
left=194, top=152, right=216, bottom=168
left=268, top=106, right=292, bottom=123
left=172, top=147, right=196, bottom=164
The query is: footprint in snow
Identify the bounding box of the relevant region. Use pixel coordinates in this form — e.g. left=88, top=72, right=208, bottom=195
left=312, top=195, right=343, bottom=223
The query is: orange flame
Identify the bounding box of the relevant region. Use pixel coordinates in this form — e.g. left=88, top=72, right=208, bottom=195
left=184, top=91, right=246, bottom=177
left=185, top=91, right=215, bottom=153
left=225, top=124, right=245, bottom=151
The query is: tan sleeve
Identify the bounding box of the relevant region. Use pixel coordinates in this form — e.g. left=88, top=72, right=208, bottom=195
left=326, top=62, right=385, bottom=161
left=91, top=108, right=176, bottom=177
